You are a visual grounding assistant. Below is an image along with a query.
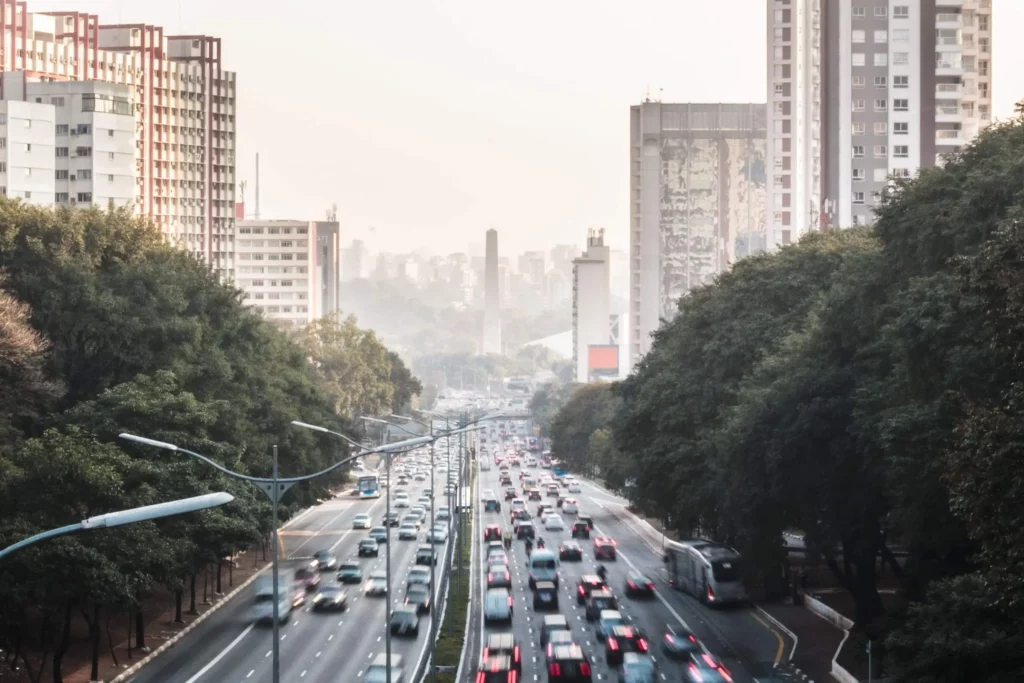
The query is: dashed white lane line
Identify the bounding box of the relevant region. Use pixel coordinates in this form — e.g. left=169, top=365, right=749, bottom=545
left=246, top=670, right=254, bottom=678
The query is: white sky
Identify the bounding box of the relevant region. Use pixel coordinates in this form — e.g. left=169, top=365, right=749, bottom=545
left=32, top=0, right=1024, bottom=256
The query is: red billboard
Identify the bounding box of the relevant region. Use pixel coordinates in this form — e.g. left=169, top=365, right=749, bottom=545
left=588, top=345, right=619, bottom=373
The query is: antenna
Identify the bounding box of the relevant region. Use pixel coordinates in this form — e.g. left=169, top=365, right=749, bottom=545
left=254, top=153, right=260, bottom=221
left=238, top=180, right=247, bottom=219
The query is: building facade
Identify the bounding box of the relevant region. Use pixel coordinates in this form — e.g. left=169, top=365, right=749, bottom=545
left=0, top=99, right=55, bottom=205
left=572, top=229, right=613, bottom=383
left=482, top=228, right=501, bottom=354
left=0, top=3, right=236, bottom=278
left=629, top=101, right=767, bottom=367
left=235, top=220, right=339, bottom=328
left=767, top=0, right=993, bottom=239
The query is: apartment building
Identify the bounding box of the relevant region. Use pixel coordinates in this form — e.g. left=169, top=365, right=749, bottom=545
left=235, top=220, right=340, bottom=328
left=0, top=100, right=55, bottom=205
left=572, top=229, right=615, bottom=383
left=629, top=102, right=767, bottom=368
left=0, top=2, right=236, bottom=278
left=767, top=0, right=993, bottom=240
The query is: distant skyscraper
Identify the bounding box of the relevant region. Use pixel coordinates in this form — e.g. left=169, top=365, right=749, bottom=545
left=572, top=229, right=614, bottom=383
left=341, top=240, right=369, bottom=282
left=518, top=251, right=547, bottom=285
left=482, top=229, right=502, bottom=354
left=629, top=101, right=767, bottom=368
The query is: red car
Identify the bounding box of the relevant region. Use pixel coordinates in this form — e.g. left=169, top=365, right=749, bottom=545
left=484, top=525, right=503, bottom=542
left=593, top=537, right=617, bottom=560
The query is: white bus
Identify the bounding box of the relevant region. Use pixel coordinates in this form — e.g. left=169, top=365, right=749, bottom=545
left=663, top=539, right=746, bottom=606
left=357, top=474, right=381, bottom=499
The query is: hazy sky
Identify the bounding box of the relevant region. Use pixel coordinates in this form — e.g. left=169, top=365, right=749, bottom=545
left=34, top=0, right=1024, bottom=256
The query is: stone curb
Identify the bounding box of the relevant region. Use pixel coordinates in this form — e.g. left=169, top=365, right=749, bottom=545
left=107, top=504, right=319, bottom=683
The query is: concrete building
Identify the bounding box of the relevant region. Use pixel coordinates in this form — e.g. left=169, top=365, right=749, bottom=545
left=235, top=220, right=339, bottom=328
left=629, top=101, right=767, bottom=367
left=340, top=239, right=368, bottom=282
left=482, top=228, right=501, bottom=354
left=0, top=100, right=55, bottom=205
left=767, top=0, right=994, bottom=240
left=0, top=4, right=237, bottom=278
left=545, top=269, right=571, bottom=310
left=572, top=229, right=614, bottom=383
left=518, top=250, right=546, bottom=285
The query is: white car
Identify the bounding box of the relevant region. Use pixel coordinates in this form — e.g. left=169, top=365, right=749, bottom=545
left=394, top=494, right=410, bottom=509
left=544, top=515, right=565, bottom=531
left=568, top=483, right=582, bottom=493
left=562, top=499, right=578, bottom=515
left=427, top=524, right=449, bottom=543
left=398, top=524, right=418, bottom=541
left=352, top=513, right=372, bottom=529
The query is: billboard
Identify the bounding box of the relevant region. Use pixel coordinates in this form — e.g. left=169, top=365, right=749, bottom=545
left=588, top=345, right=619, bottom=378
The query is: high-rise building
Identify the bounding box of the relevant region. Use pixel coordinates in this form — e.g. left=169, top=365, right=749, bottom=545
left=0, top=100, right=55, bottom=206
left=629, top=101, right=767, bottom=368
left=572, top=229, right=614, bottom=383
left=482, top=228, right=501, bottom=354
left=235, top=220, right=339, bottom=328
left=767, top=0, right=993, bottom=241
left=0, top=4, right=236, bottom=278
left=518, top=250, right=546, bottom=285
left=341, top=239, right=368, bottom=282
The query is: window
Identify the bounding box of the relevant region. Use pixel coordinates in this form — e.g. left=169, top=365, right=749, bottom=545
left=76, top=147, right=92, bottom=157
left=55, top=169, right=68, bottom=180
left=24, top=143, right=31, bottom=152
left=0, top=138, right=5, bottom=149
left=50, top=96, right=65, bottom=107
left=853, top=192, right=866, bottom=205
left=894, top=122, right=909, bottom=135
left=893, top=29, right=910, bottom=42
left=874, top=6, right=887, bottom=17
left=874, top=168, right=888, bottom=182
left=108, top=152, right=114, bottom=160
left=853, top=99, right=866, bottom=112
left=894, top=168, right=911, bottom=178
left=251, top=280, right=265, bottom=287
left=893, top=52, right=910, bottom=65
left=893, top=5, right=909, bottom=18
left=79, top=170, right=92, bottom=180
left=852, top=6, right=865, bottom=18
left=24, top=119, right=31, bottom=129
left=980, top=82, right=989, bottom=98
left=774, top=83, right=785, bottom=95
left=894, top=75, right=909, bottom=88
left=56, top=147, right=68, bottom=157
left=979, top=60, right=989, bottom=76
left=874, top=30, right=888, bottom=44
left=874, top=122, right=888, bottom=135
left=978, top=15, right=989, bottom=31
left=874, top=145, right=887, bottom=158
left=853, top=145, right=865, bottom=158
left=853, top=122, right=866, bottom=136
left=874, top=53, right=888, bottom=67
left=24, top=191, right=31, bottom=199
left=75, top=124, right=91, bottom=134
left=853, top=53, right=865, bottom=67
left=875, top=99, right=887, bottom=112
left=76, top=192, right=92, bottom=202
left=853, top=168, right=865, bottom=182
left=55, top=124, right=68, bottom=135
left=108, top=129, right=114, bottom=137
left=875, top=76, right=887, bottom=89
left=894, top=145, right=909, bottom=158
left=108, top=174, right=114, bottom=182
left=853, top=75, right=866, bottom=89
left=893, top=99, right=909, bottom=111
left=55, top=192, right=68, bottom=202
left=852, top=30, right=865, bottom=43
left=0, top=162, right=5, bottom=172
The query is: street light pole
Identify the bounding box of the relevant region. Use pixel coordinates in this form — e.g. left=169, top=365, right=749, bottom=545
left=270, top=445, right=282, bottom=683
left=385, top=449, right=393, bottom=683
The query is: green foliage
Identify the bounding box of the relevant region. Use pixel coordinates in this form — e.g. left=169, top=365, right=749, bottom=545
left=529, top=381, right=579, bottom=438
left=549, top=383, right=621, bottom=476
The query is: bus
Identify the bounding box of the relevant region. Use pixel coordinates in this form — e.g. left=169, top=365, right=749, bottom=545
left=663, top=539, right=747, bottom=606
left=357, top=475, right=381, bottom=499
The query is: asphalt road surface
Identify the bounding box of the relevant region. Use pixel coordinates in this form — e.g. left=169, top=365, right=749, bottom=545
left=128, top=463, right=455, bottom=683
left=466, top=457, right=796, bottom=682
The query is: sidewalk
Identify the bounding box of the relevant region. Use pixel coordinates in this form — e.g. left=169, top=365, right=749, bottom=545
left=759, top=599, right=844, bottom=683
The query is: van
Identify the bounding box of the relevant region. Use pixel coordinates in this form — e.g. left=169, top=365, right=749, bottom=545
left=479, top=459, right=491, bottom=472
left=527, top=549, right=559, bottom=589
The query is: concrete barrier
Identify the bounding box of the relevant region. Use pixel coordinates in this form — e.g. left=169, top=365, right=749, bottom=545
left=804, top=592, right=855, bottom=632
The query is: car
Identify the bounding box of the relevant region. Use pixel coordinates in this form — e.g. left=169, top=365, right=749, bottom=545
left=390, top=605, right=420, bottom=637
left=539, top=614, right=571, bottom=647
left=487, top=564, right=512, bottom=589
left=661, top=629, right=702, bottom=661
left=294, top=564, right=321, bottom=591
left=402, top=513, right=422, bottom=528
left=416, top=544, right=438, bottom=565
left=577, top=515, right=595, bottom=530
left=370, top=527, right=390, bottom=544
left=528, top=489, right=542, bottom=501
left=481, top=632, right=522, bottom=674
left=576, top=575, right=608, bottom=605
left=487, top=547, right=510, bottom=565
left=475, top=654, right=518, bottom=683
left=604, top=625, right=649, bottom=666
left=251, top=591, right=293, bottom=625
left=545, top=515, right=565, bottom=531
left=624, top=573, right=656, bottom=598
left=533, top=580, right=559, bottom=610
left=436, top=507, right=451, bottom=521
left=484, top=525, right=504, bottom=542
left=404, top=584, right=432, bottom=615
left=394, top=492, right=410, bottom=508
left=414, top=473, right=426, bottom=482
left=516, top=522, right=536, bottom=539
left=485, top=498, right=502, bottom=512
left=617, top=653, right=657, bottom=683
left=383, top=511, right=401, bottom=527
left=504, top=488, right=517, bottom=501
left=353, top=513, right=372, bottom=529
left=311, top=585, right=348, bottom=612
left=336, top=559, right=363, bottom=583
left=510, top=498, right=526, bottom=512
left=546, top=643, right=593, bottom=682
left=584, top=589, right=619, bottom=621
left=537, top=503, right=554, bottom=517
left=562, top=499, right=578, bottom=515
left=597, top=610, right=627, bottom=641
left=358, top=538, right=380, bottom=557
left=559, top=541, right=583, bottom=561
left=411, top=505, right=427, bottom=520
left=313, top=550, right=338, bottom=571
left=511, top=509, right=531, bottom=525
left=365, top=654, right=404, bottom=683
left=593, top=537, right=617, bottom=560
left=499, top=474, right=512, bottom=485
left=483, top=588, right=514, bottom=625
left=398, top=523, right=418, bottom=540
left=683, top=653, right=734, bottom=683
left=547, top=484, right=560, bottom=497
left=571, top=521, right=590, bottom=539
left=427, top=524, right=449, bottom=543
left=544, top=631, right=576, bottom=659
left=364, top=570, right=388, bottom=596
left=407, top=566, right=431, bottom=590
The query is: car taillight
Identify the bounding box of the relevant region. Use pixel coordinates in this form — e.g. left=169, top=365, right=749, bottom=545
left=689, top=634, right=698, bottom=643
left=513, top=645, right=520, bottom=663
left=607, top=638, right=618, bottom=650
left=547, top=644, right=553, bottom=658
left=488, top=573, right=493, bottom=581
left=707, top=584, right=715, bottom=601
left=491, top=658, right=501, bottom=672
left=580, top=662, right=591, bottom=676
left=721, top=667, right=733, bottom=682
left=647, top=581, right=655, bottom=589
left=578, top=586, right=585, bottom=595
left=702, top=654, right=719, bottom=668
left=483, top=647, right=490, bottom=659
left=507, top=597, right=513, bottom=606
left=549, top=663, right=560, bottom=676
left=505, top=572, right=510, bottom=581
left=476, top=673, right=485, bottom=683
left=628, top=581, right=636, bottom=588
left=688, top=663, right=703, bottom=681
left=638, top=639, right=648, bottom=651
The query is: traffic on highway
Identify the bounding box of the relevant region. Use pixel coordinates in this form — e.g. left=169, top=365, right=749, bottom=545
left=469, top=436, right=793, bottom=683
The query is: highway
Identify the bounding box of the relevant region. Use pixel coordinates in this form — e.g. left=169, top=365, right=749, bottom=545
left=466, top=456, right=795, bottom=682
left=128, top=462, right=454, bottom=683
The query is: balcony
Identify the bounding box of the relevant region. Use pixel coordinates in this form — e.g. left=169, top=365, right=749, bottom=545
left=936, top=83, right=964, bottom=99
left=935, top=59, right=964, bottom=77
left=936, top=13, right=963, bottom=28
left=936, top=106, right=963, bottom=124
left=936, top=129, right=968, bottom=146
left=936, top=0, right=964, bottom=7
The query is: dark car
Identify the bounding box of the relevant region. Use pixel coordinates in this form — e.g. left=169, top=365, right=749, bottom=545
left=482, top=633, right=522, bottom=674
left=571, top=521, right=591, bottom=539
left=382, top=511, right=401, bottom=527
left=313, top=550, right=338, bottom=571
left=528, top=489, right=542, bottom=501
left=584, top=590, right=618, bottom=621
left=511, top=509, right=531, bottom=524
left=559, top=541, right=583, bottom=561
left=484, top=525, right=503, bottom=542
left=516, top=522, right=535, bottom=539
left=684, top=653, right=734, bottom=683
left=294, top=565, right=321, bottom=591
left=336, top=561, right=363, bottom=584
left=488, top=564, right=512, bottom=589
left=618, top=653, right=657, bottom=683
left=504, top=488, right=517, bottom=501
left=404, top=584, right=431, bottom=615
left=358, top=538, right=380, bottom=557
left=593, top=536, right=617, bottom=560
left=416, top=544, right=438, bottom=566
left=577, top=515, right=595, bottom=530
left=389, top=605, right=420, bottom=637
left=533, top=580, right=559, bottom=611
left=624, top=573, right=656, bottom=598
left=311, top=585, right=347, bottom=612
left=661, top=630, right=702, bottom=661
left=546, top=643, right=593, bottom=683
left=500, top=474, right=512, bottom=485
left=604, top=625, right=649, bottom=666
left=369, top=527, right=389, bottom=544
left=476, top=654, right=517, bottom=683
left=576, top=575, right=608, bottom=605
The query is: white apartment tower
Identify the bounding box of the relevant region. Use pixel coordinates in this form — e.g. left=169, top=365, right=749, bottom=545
left=767, top=0, right=993, bottom=240
left=0, top=3, right=237, bottom=278
left=0, top=100, right=55, bottom=205
left=572, top=229, right=613, bottom=383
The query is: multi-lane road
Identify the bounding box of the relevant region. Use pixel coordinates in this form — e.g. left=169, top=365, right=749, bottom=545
left=466, top=458, right=796, bottom=682
left=129, top=467, right=452, bottom=683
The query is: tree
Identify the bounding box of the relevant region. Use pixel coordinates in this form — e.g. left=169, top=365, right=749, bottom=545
left=387, top=350, right=422, bottom=413
left=0, top=286, right=60, bottom=445
left=529, top=381, right=578, bottom=438
left=549, top=383, right=620, bottom=475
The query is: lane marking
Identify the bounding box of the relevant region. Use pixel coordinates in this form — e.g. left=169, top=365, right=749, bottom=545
left=754, top=604, right=798, bottom=662
left=751, top=611, right=785, bottom=665
left=182, top=625, right=254, bottom=683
